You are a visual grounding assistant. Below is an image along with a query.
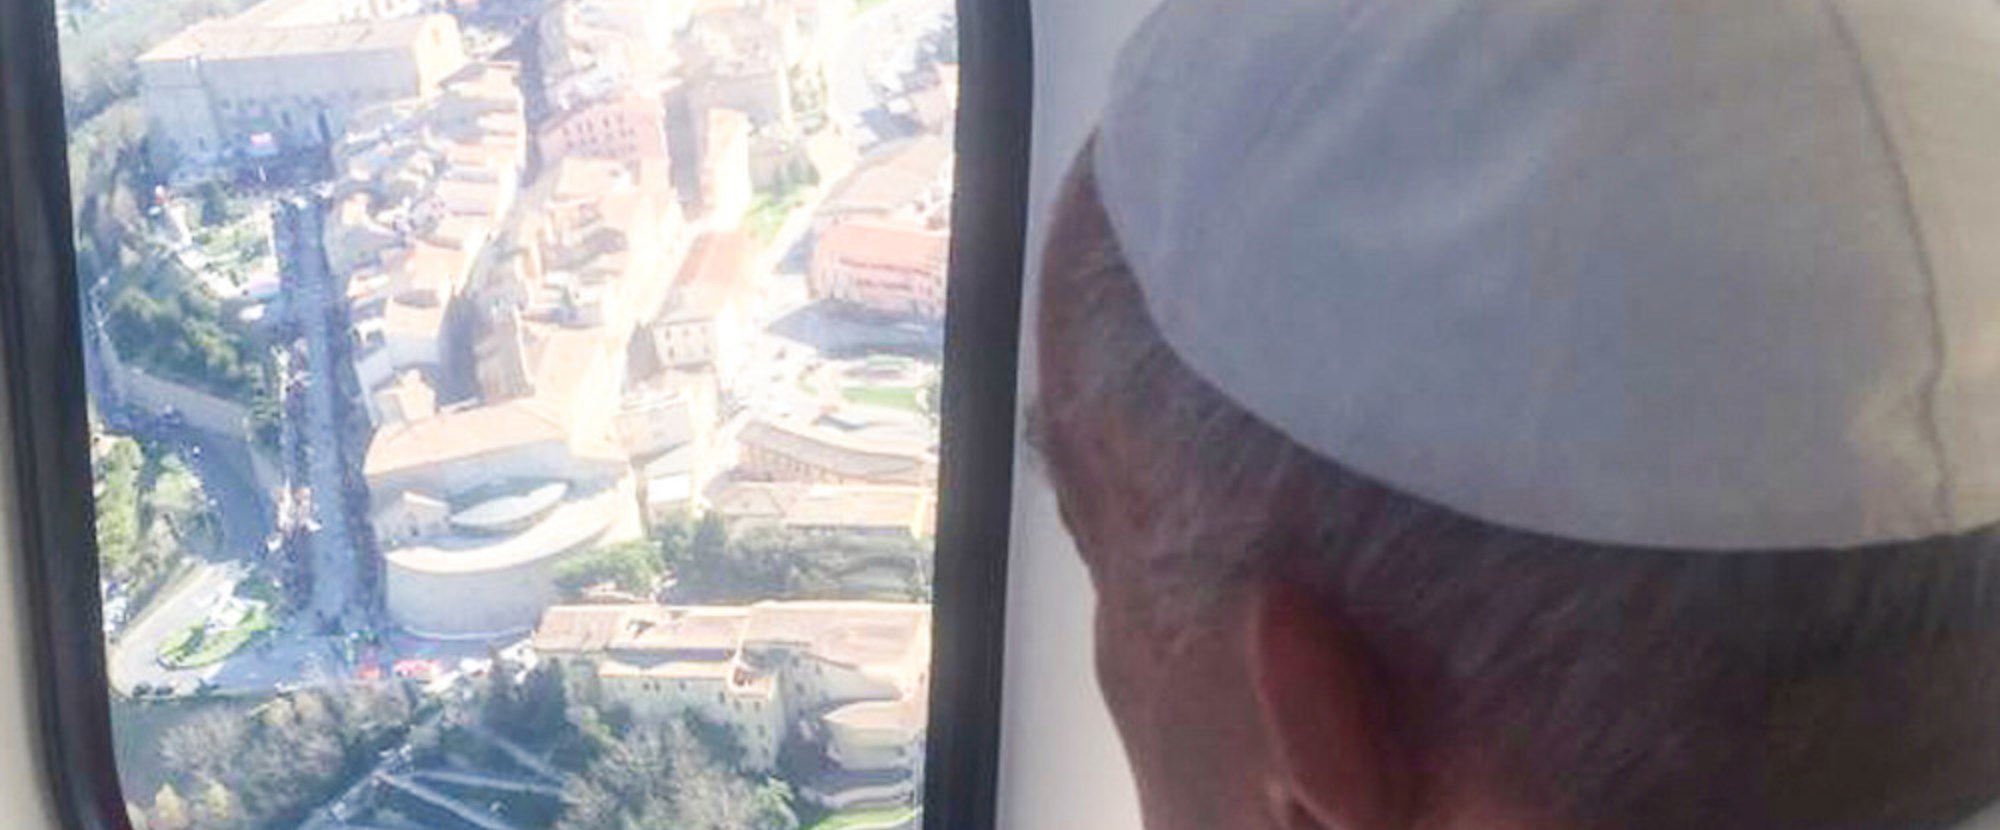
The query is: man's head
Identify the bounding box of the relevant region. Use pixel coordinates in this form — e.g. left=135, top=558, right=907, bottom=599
left=1032, top=146, right=2000, bottom=830
left=1032, top=1, right=2000, bottom=827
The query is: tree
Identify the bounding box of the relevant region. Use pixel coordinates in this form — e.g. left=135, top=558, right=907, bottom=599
left=656, top=516, right=694, bottom=570
left=675, top=525, right=931, bottom=604
left=150, top=784, right=191, bottom=830
left=549, top=714, right=805, bottom=830
left=918, top=370, right=942, bottom=425
left=483, top=653, right=519, bottom=729
left=197, top=181, right=230, bottom=226
left=104, top=277, right=271, bottom=401
left=554, top=725, right=679, bottom=830
left=249, top=379, right=283, bottom=453
left=512, top=660, right=571, bottom=747
left=225, top=688, right=378, bottom=823
left=687, top=713, right=748, bottom=772
left=159, top=708, right=246, bottom=781
left=145, top=685, right=419, bottom=830
left=748, top=779, right=800, bottom=830
left=691, top=514, right=728, bottom=564
left=556, top=777, right=621, bottom=830
left=93, top=436, right=144, bottom=580
left=193, top=776, right=243, bottom=830
left=553, top=541, right=663, bottom=598
left=553, top=703, right=617, bottom=772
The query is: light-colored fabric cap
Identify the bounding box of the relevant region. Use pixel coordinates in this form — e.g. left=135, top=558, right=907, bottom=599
left=1095, top=0, right=2000, bottom=551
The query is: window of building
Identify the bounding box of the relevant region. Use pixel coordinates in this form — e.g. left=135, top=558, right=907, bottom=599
left=5, top=0, right=1024, bottom=828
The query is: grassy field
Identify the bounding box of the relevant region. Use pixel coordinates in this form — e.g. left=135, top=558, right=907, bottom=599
left=158, top=604, right=272, bottom=669
left=810, top=806, right=919, bottom=830
left=842, top=384, right=922, bottom=412
left=746, top=186, right=812, bottom=243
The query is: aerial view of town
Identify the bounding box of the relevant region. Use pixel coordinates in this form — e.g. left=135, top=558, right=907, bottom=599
left=59, top=0, right=955, bottom=825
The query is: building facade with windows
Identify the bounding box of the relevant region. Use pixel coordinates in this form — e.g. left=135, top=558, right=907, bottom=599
left=645, top=231, right=754, bottom=383
left=532, top=601, right=931, bottom=776
left=810, top=220, right=951, bottom=319
left=737, top=418, right=938, bottom=487
left=540, top=93, right=672, bottom=163
left=137, top=0, right=468, bottom=169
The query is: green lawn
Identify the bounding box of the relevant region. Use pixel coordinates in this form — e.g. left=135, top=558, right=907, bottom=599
left=810, top=806, right=919, bottom=830
left=746, top=186, right=811, bottom=243
left=158, top=604, right=272, bottom=669
left=842, top=385, right=922, bottom=412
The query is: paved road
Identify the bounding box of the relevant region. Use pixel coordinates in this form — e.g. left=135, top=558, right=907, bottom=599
left=101, top=418, right=278, bottom=694
left=98, top=204, right=376, bottom=698
left=106, top=556, right=335, bottom=695
left=108, top=197, right=368, bottom=699
left=107, top=560, right=243, bottom=692
left=377, top=774, right=525, bottom=830
left=414, top=769, right=566, bottom=799
left=283, top=199, right=363, bottom=624
left=826, top=0, right=949, bottom=148
left=155, top=424, right=274, bottom=561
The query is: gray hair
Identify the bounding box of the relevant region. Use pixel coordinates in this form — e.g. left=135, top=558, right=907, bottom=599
left=1031, top=145, right=2000, bottom=830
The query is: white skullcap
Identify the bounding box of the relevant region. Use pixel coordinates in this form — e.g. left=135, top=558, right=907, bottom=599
left=1095, top=0, right=2000, bottom=550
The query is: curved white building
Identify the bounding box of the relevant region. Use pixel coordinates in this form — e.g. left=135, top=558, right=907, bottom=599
left=367, top=388, right=642, bottom=638
left=383, top=477, right=639, bottom=637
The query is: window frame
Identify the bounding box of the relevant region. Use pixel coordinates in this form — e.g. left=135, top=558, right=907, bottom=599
left=0, top=0, right=1032, bottom=825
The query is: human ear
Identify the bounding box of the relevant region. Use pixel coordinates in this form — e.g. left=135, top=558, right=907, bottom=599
left=1248, top=581, right=1410, bottom=830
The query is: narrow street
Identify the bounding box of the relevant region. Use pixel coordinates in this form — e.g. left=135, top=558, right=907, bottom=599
left=98, top=202, right=365, bottom=697
left=280, top=198, right=363, bottom=628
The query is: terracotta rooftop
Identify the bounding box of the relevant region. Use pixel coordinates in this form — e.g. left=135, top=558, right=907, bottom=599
left=738, top=419, right=936, bottom=485
left=816, top=220, right=949, bottom=274
left=706, top=480, right=933, bottom=536
left=364, top=399, right=570, bottom=479
left=529, top=604, right=630, bottom=653
left=781, top=485, right=935, bottom=536
left=818, top=135, right=952, bottom=220
left=380, top=294, right=446, bottom=340
left=534, top=601, right=930, bottom=674
left=664, top=231, right=752, bottom=323
left=521, top=324, right=612, bottom=419
left=141, top=12, right=447, bottom=63
left=740, top=601, right=930, bottom=672
left=705, top=479, right=807, bottom=524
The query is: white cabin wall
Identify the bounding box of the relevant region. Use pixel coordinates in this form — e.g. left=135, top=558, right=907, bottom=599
left=0, top=333, right=68, bottom=830
left=995, top=1, right=1160, bottom=828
